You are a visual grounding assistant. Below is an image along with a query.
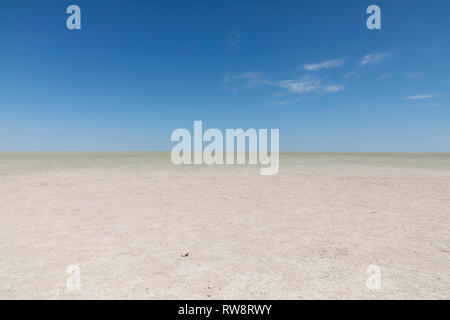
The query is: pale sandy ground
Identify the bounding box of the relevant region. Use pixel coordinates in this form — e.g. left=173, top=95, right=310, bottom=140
left=0, top=152, right=449, bottom=299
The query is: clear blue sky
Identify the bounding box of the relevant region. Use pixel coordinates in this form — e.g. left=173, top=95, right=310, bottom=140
left=0, top=0, right=449, bottom=151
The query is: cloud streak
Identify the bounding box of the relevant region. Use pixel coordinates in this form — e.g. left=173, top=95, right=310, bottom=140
left=228, top=30, right=241, bottom=47
left=225, top=73, right=343, bottom=97
left=404, top=94, right=434, bottom=100
left=323, top=84, right=344, bottom=92
left=224, top=72, right=266, bottom=90
left=303, top=58, right=345, bottom=71
left=359, top=52, right=391, bottom=67
left=276, top=76, right=321, bottom=94
left=276, top=76, right=343, bottom=94
left=405, top=71, right=423, bottom=79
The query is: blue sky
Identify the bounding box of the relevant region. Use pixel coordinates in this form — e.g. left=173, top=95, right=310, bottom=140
left=0, top=0, right=449, bottom=151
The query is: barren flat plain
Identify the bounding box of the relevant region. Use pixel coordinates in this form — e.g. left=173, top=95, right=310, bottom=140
left=0, top=152, right=449, bottom=299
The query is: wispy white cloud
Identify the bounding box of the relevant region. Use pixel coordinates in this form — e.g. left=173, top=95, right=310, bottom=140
left=224, top=72, right=266, bottom=90
left=405, top=71, right=424, bottom=79
left=422, top=102, right=441, bottom=107
left=359, top=52, right=391, bottom=67
left=303, top=58, right=345, bottom=71
left=323, top=84, right=344, bottom=93
left=345, top=71, right=360, bottom=79
left=276, top=76, right=321, bottom=94
left=228, top=30, right=241, bottom=47
left=404, top=94, right=434, bottom=100
left=277, top=77, right=343, bottom=95
left=378, top=74, right=391, bottom=80
left=225, top=73, right=344, bottom=97
left=272, top=97, right=304, bottom=106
